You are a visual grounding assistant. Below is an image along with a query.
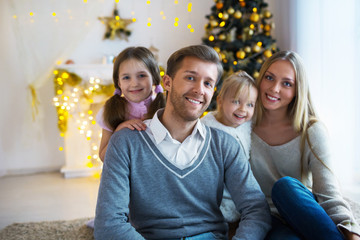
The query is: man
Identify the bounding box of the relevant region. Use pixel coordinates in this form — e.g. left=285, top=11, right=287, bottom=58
left=94, top=45, right=271, bottom=240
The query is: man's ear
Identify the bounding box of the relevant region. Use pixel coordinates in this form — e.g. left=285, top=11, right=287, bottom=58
left=162, top=75, right=172, bottom=91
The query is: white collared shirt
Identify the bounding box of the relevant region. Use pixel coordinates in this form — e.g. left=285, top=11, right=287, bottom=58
left=143, top=109, right=206, bottom=170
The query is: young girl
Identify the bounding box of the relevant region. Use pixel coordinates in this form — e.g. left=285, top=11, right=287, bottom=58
left=250, top=50, right=360, bottom=240
left=97, top=46, right=165, bottom=161
left=201, top=70, right=258, bottom=227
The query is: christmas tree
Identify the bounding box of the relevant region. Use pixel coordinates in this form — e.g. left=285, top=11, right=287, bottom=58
left=202, top=0, right=278, bottom=110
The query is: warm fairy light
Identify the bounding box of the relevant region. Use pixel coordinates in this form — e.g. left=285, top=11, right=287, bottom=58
left=233, top=61, right=238, bottom=65
left=253, top=8, right=257, bottom=13
left=218, top=12, right=223, bottom=18
left=57, top=90, right=63, bottom=95
left=174, top=0, right=178, bottom=4
left=83, top=0, right=87, bottom=3
left=257, top=41, right=263, bottom=47
left=146, top=0, right=151, bottom=4
left=187, top=3, right=192, bottom=12
left=209, top=35, right=215, bottom=41
left=160, top=11, right=164, bottom=15
left=86, top=162, right=93, bottom=168
left=61, top=72, right=70, bottom=78
left=219, top=21, right=225, bottom=27
left=13, top=15, right=17, bottom=19
left=175, top=17, right=179, bottom=21
left=59, top=147, right=64, bottom=151
left=190, top=28, right=194, bottom=32
left=52, top=12, right=56, bottom=16
left=93, top=146, right=98, bottom=151
left=187, top=24, right=192, bottom=29
left=53, top=70, right=58, bottom=75
left=29, top=12, right=34, bottom=16
left=250, top=24, right=255, bottom=29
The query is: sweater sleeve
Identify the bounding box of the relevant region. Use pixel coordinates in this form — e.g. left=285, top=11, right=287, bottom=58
left=307, top=122, right=360, bottom=236
left=94, top=131, right=145, bottom=240
left=224, top=135, right=272, bottom=239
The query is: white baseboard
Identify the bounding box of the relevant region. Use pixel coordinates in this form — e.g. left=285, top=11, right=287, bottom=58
left=0, top=166, right=62, bottom=178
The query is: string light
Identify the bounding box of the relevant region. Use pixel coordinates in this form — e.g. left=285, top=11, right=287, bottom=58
left=187, top=3, right=192, bottom=12
left=174, top=17, right=179, bottom=27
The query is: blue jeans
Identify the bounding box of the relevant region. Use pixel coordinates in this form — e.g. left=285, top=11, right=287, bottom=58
left=266, top=176, right=345, bottom=240
left=159, top=232, right=226, bottom=240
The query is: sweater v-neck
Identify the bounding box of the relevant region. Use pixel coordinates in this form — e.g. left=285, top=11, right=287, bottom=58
left=139, top=127, right=212, bottom=179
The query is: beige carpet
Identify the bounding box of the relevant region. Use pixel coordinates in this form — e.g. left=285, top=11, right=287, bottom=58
left=0, top=199, right=359, bottom=240
left=0, top=218, right=94, bottom=240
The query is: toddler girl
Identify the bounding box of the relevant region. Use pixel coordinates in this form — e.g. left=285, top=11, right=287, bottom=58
left=201, top=70, right=258, bottom=224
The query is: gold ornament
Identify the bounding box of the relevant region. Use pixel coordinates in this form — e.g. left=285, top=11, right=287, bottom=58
left=214, top=46, right=221, bottom=53
left=244, top=46, right=251, bottom=53
left=210, top=20, right=219, bottom=27
left=219, top=34, right=226, bottom=40
left=98, top=4, right=132, bottom=40
left=216, top=2, right=223, bottom=9
left=234, top=10, right=242, bottom=19
left=252, top=45, right=261, bottom=53
left=227, top=7, right=235, bottom=15
left=264, top=49, right=272, bottom=58
left=263, top=10, right=272, bottom=18
left=236, top=50, right=246, bottom=59
left=264, top=24, right=271, bottom=32
left=250, top=13, right=260, bottom=22
left=222, top=13, right=229, bottom=20
left=253, top=71, right=260, bottom=79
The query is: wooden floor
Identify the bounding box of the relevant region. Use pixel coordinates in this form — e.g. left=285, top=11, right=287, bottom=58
left=0, top=172, right=100, bottom=230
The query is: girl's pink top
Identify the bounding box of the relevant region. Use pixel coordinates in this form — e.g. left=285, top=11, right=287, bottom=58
left=96, top=94, right=154, bottom=132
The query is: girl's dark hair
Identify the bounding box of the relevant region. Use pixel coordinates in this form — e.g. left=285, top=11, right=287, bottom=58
left=103, top=47, right=165, bottom=131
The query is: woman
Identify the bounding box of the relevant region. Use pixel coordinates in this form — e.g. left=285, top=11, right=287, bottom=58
left=250, top=50, right=360, bottom=240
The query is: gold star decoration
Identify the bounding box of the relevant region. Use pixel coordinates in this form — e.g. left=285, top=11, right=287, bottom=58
left=98, top=4, right=132, bottom=41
